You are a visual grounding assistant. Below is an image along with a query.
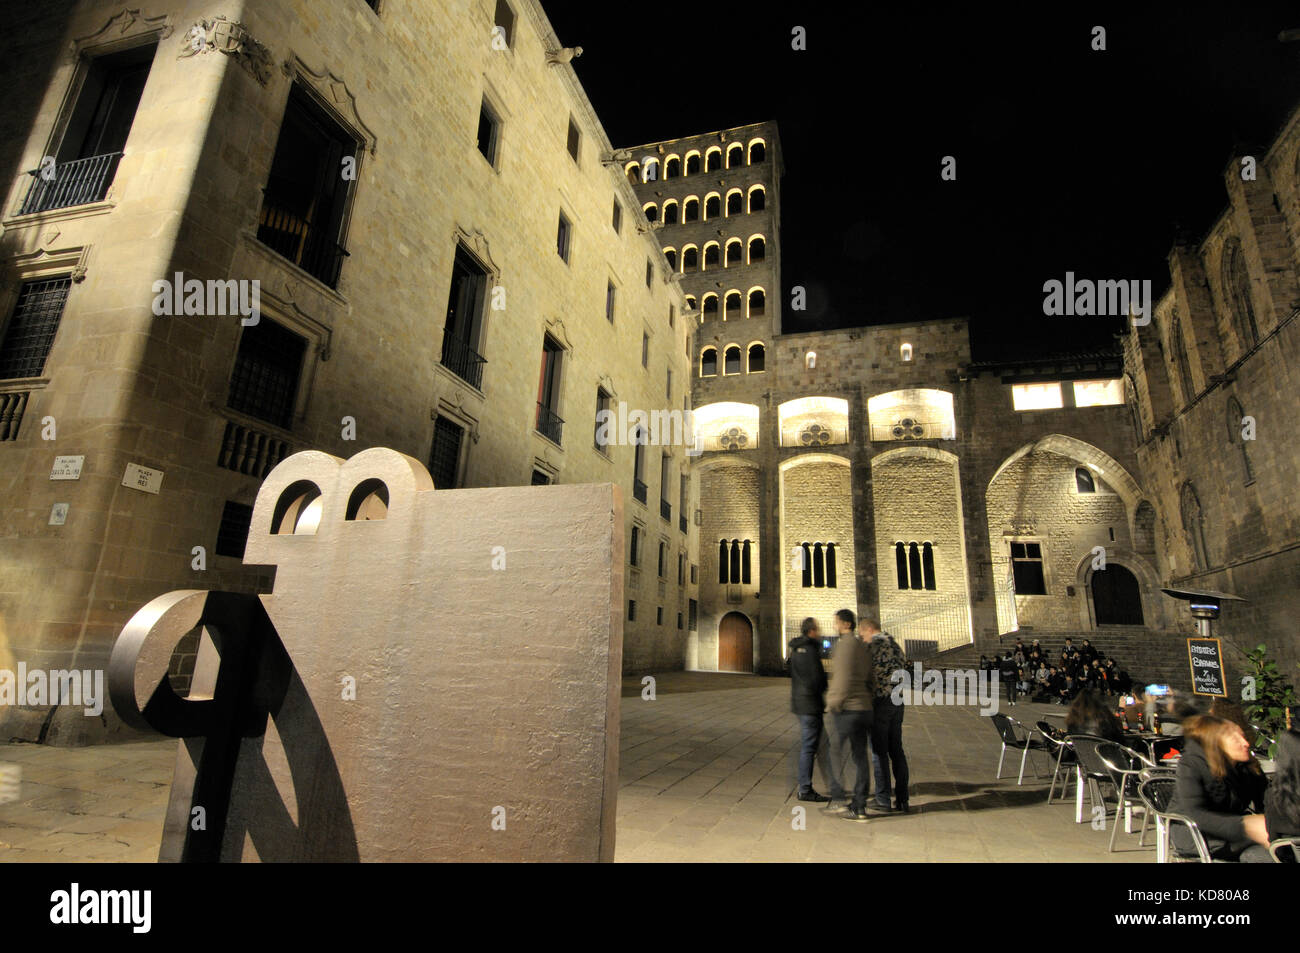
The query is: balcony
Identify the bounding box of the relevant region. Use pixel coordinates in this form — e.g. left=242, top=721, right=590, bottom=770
left=256, top=191, right=349, bottom=289
left=660, top=499, right=671, bottom=522
left=633, top=479, right=648, bottom=504
left=441, top=334, right=486, bottom=390
left=217, top=419, right=291, bottom=478
left=20, top=153, right=122, bottom=214
left=535, top=402, right=564, bottom=445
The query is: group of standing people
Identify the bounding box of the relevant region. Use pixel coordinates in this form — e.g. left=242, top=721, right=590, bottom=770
left=788, top=609, right=911, bottom=821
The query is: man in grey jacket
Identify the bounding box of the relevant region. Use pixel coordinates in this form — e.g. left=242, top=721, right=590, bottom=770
left=826, top=608, right=875, bottom=820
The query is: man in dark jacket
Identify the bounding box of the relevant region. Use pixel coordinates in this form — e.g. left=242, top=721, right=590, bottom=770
left=827, top=608, right=876, bottom=820
left=789, top=617, right=832, bottom=802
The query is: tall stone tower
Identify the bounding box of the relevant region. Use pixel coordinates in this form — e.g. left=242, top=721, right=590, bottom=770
left=621, top=122, right=783, bottom=672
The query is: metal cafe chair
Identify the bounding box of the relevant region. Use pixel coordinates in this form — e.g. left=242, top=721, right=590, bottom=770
left=1036, top=721, right=1076, bottom=802
left=991, top=712, right=1053, bottom=784
left=1269, top=837, right=1300, bottom=863
left=1137, top=775, right=1213, bottom=863
left=1097, top=741, right=1159, bottom=852
left=1066, top=734, right=1119, bottom=825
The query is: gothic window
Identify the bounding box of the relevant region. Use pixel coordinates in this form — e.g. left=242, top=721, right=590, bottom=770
left=1075, top=467, right=1095, bottom=493
left=895, top=540, right=935, bottom=590
left=799, top=542, right=838, bottom=589
left=1170, top=312, right=1196, bottom=407
left=1226, top=397, right=1254, bottom=485
left=895, top=542, right=908, bottom=589
left=742, top=540, right=752, bottom=584
left=1222, top=238, right=1259, bottom=350
left=908, top=542, right=922, bottom=590
left=921, top=542, right=935, bottom=590
left=1180, top=482, right=1208, bottom=570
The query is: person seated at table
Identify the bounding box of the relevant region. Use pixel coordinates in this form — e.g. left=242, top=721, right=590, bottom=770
left=1065, top=689, right=1124, bottom=742
left=1266, top=729, right=1300, bottom=860
left=1167, top=714, right=1270, bottom=862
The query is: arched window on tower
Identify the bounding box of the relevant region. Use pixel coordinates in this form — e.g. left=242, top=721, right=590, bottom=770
left=643, top=203, right=658, bottom=222
left=895, top=542, right=908, bottom=589
left=1075, top=467, right=1096, bottom=493
left=700, top=347, right=717, bottom=377
left=625, top=163, right=640, bottom=184
left=742, top=540, right=752, bottom=584
left=748, top=237, right=765, bottom=263
left=908, top=542, right=923, bottom=591
left=725, top=291, right=742, bottom=320
left=921, top=542, right=935, bottom=590
left=704, top=243, right=720, bottom=269
left=729, top=538, right=741, bottom=582
left=748, top=140, right=766, bottom=163
left=801, top=543, right=812, bottom=588
left=748, top=289, right=766, bottom=317
left=825, top=543, right=837, bottom=588
left=704, top=194, right=720, bottom=219
left=749, top=187, right=765, bottom=212
left=685, top=153, right=700, bottom=176
left=724, top=346, right=742, bottom=375
left=727, top=143, right=744, bottom=168
left=725, top=240, right=743, bottom=267
left=813, top=543, right=825, bottom=588
left=718, top=539, right=728, bottom=583
left=727, top=191, right=744, bottom=215
left=662, top=200, right=679, bottom=225
left=702, top=294, right=719, bottom=318
left=747, top=343, right=765, bottom=372
left=665, top=156, right=680, bottom=178
left=663, top=248, right=677, bottom=270
left=684, top=198, right=700, bottom=222
left=706, top=149, right=722, bottom=172
left=682, top=246, right=699, bottom=271
left=1226, top=397, right=1255, bottom=485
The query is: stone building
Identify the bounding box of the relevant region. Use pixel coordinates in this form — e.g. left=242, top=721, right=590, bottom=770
left=1123, top=103, right=1300, bottom=682
left=0, top=0, right=695, bottom=743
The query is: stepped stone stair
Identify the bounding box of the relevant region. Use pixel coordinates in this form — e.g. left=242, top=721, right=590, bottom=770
left=912, top=627, right=1248, bottom=697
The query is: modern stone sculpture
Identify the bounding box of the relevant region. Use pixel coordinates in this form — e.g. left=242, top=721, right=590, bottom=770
left=109, top=448, right=623, bottom=861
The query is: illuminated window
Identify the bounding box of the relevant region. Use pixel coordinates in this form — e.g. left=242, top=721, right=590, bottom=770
left=1075, top=467, right=1095, bottom=493
left=900, top=343, right=913, bottom=362
left=806, top=351, right=816, bottom=369
left=1011, top=382, right=1063, bottom=411
left=1072, top=379, right=1124, bottom=407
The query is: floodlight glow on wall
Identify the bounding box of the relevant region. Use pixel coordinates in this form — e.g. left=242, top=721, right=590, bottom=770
left=1011, top=382, right=1063, bottom=411
left=1072, top=379, right=1125, bottom=407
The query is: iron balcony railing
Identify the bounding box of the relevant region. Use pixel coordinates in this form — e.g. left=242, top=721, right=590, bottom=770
left=660, top=499, right=671, bottom=522
left=535, top=402, right=563, bottom=445
left=256, top=191, right=349, bottom=288
left=21, top=153, right=122, bottom=214
left=633, top=479, right=648, bottom=504
left=440, top=334, right=486, bottom=390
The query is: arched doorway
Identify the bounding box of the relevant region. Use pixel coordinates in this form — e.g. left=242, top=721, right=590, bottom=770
left=718, top=612, right=753, bottom=673
left=1091, top=564, right=1144, bottom=625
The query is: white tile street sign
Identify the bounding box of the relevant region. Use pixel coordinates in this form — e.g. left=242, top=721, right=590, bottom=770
left=122, top=462, right=164, bottom=495
left=49, top=503, right=69, bottom=526
left=50, top=455, right=85, bottom=480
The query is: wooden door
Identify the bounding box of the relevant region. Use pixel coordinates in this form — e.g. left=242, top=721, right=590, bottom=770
left=718, top=612, right=753, bottom=673
left=1092, top=564, right=1144, bottom=625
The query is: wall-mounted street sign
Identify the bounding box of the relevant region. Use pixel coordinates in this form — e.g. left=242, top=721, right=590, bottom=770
left=49, top=503, right=69, bottom=526
left=50, top=455, right=84, bottom=480
left=1187, top=637, right=1227, bottom=697
left=122, top=462, right=163, bottom=495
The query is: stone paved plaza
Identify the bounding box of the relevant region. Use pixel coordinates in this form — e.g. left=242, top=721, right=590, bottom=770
left=0, top=672, right=1152, bottom=863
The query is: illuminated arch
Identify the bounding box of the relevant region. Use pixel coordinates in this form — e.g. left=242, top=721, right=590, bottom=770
left=642, top=202, right=658, bottom=222
left=986, top=434, right=1142, bottom=515
left=664, top=153, right=681, bottom=178
left=867, top=389, right=956, bottom=441
left=703, top=191, right=721, bottom=220
left=724, top=290, right=742, bottom=320
left=747, top=342, right=765, bottom=373
left=702, top=240, right=721, bottom=270
left=681, top=243, right=699, bottom=272
left=701, top=292, right=719, bottom=317
left=640, top=157, right=659, bottom=182
left=699, top=346, right=718, bottom=377
left=692, top=401, right=761, bottom=451
left=684, top=149, right=702, bottom=176
left=661, top=199, right=679, bottom=225
left=662, top=246, right=677, bottom=270
left=778, top=396, right=850, bottom=447
left=725, top=188, right=744, bottom=216
left=747, top=286, right=766, bottom=317
left=705, top=146, right=723, bottom=171
left=726, top=142, right=744, bottom=169
left=725, top=238, right=743, bottom=267
left=683, top=195, right=700, bottom=222
left=723, top=344, right=743, bottom=375
left=747, top=234, right=766, bottom=264
left=748, top=184, right=766, bottom=212
left=748, top=138, right=766, bottom=163
left=624, top=161, right=640, bottom=184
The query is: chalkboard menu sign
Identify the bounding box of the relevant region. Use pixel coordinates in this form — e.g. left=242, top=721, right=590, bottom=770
left=1187, top=637, right=1227, bottom=697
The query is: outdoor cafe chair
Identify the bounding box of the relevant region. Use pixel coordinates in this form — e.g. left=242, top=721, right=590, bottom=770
left=1269, top=836, right=1299, bottom=863
left=1137, top=775, right=1213, bottom=863
left=1097, top=741, right=1159, bottom=852
left=1036, top=721, right=1076, bottom=802
left=991, top=712, right=1053, bottom=784
left=1066, top=734, right=1119, bottom=825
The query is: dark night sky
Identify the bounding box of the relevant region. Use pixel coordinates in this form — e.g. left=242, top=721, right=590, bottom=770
left=545, top=3, right=1300, bottom=361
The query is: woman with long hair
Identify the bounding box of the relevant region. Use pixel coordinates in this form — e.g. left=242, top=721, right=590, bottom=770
left=1266, top=729, right=1300, bottom=860
left=1064, top=689, right=1124, bottom=742
left=1169, top=714, right=1270, bottom=862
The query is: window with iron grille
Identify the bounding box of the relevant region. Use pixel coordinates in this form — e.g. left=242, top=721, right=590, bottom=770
left=0, top=278, right=72, bottom=380
left=428, top=415, right=465, bottom=490
left=536, top=334, right=564, bottom=444
left=226, top=318, right=306, bottom=430
left=595, top=387, right=612, bottom=452
left=215, top=501, right=254, bottom=559
left=531, top=469, right=550, bottom=485
left=441, top=244, right=489, bottom=389
left=257, top=84, right=358, bottom=289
